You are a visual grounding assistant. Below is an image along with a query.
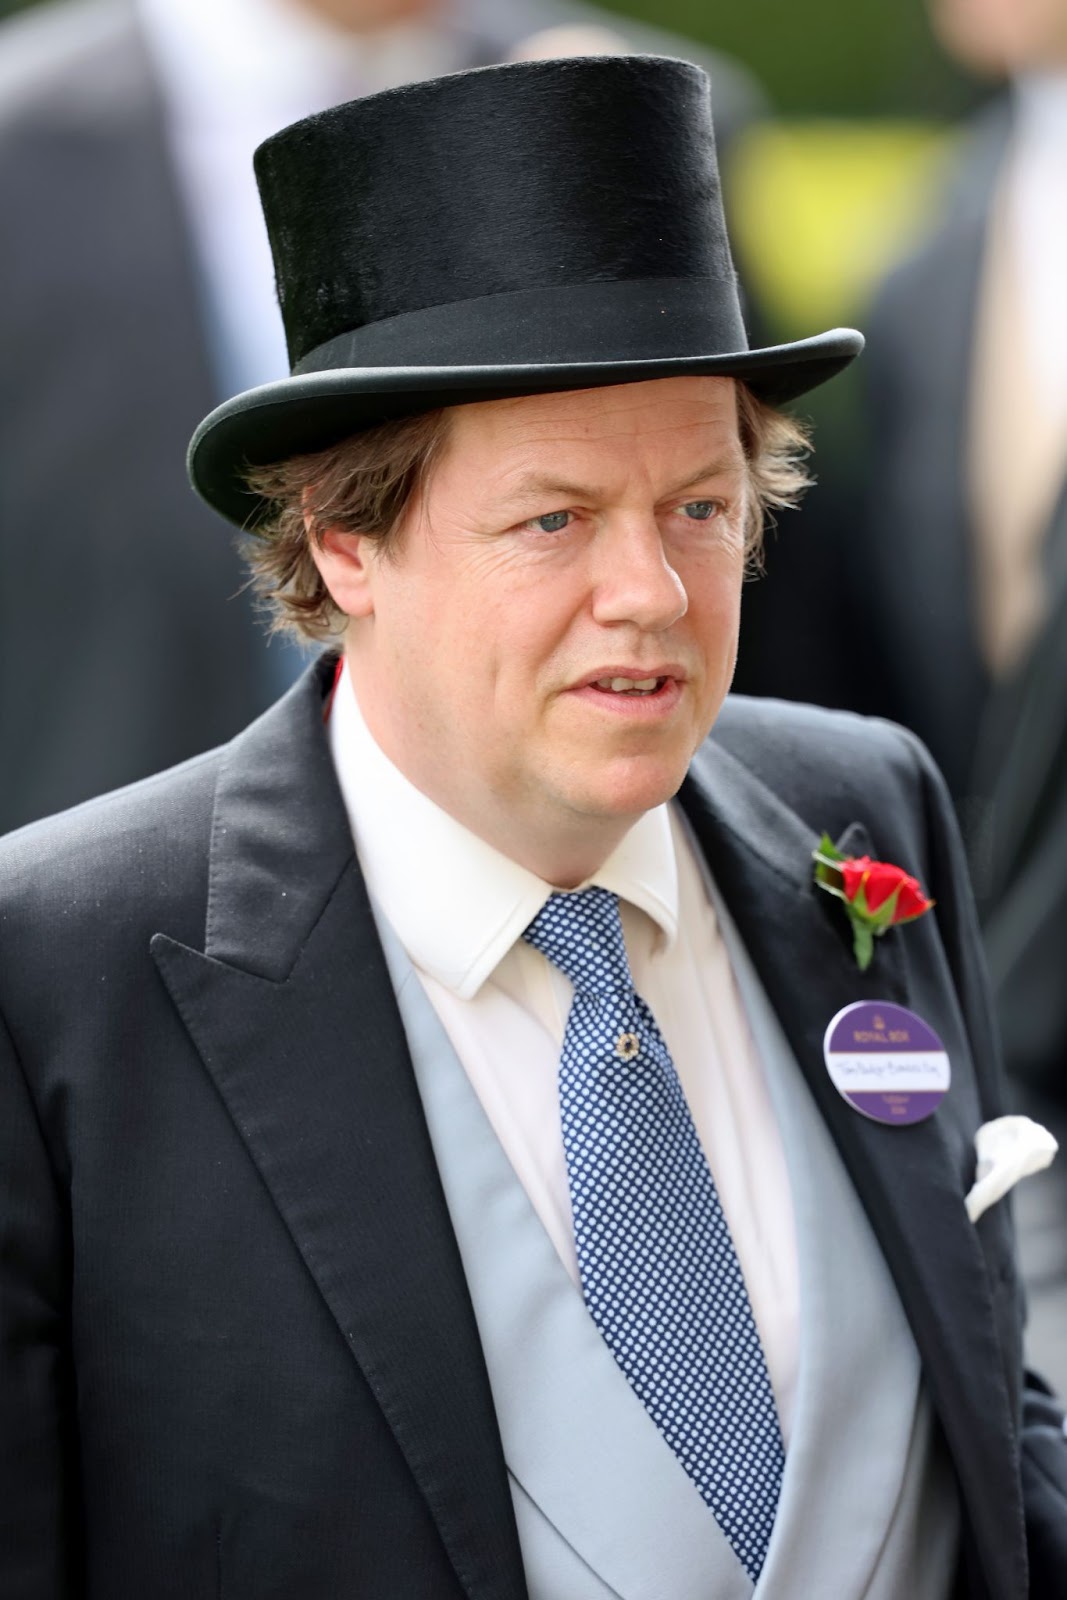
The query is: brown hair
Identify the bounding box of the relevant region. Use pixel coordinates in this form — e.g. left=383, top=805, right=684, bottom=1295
left=736, top=383, right=814, bottom=571
left=241, top=385, right=812, bottom=641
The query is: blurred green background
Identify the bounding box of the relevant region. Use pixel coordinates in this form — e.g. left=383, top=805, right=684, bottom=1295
left=611, top=0, right=976, bottom=117
left=604, top=0, right=979, bottom=337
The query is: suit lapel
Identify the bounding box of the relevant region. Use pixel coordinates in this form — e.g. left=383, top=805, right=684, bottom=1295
left=151, top=662, right=526, bottom=1600
left=678, top=739, right=1026, bottom=1599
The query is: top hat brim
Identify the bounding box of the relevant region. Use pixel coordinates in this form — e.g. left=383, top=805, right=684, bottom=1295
left=189, top=327, right=863, bottom=530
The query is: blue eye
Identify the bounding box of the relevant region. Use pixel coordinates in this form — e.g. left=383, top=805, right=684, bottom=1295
left=682, top=500, right=718, bottom=521
left=534, top=511, right=570, bottom=533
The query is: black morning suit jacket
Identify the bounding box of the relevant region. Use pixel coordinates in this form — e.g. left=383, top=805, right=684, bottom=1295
left=858, top=100, right=1067, bottom=1117
left=1, top=655, right=1066, bottom=1598
left=0, top=0, right=761, bottom=836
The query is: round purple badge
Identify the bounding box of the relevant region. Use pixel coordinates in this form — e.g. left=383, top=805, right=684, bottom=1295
left=823, top=1000, right=950, bottom=1126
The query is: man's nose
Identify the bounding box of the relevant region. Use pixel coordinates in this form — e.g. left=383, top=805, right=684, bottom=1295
left=589, top=516, right=688, bottom=632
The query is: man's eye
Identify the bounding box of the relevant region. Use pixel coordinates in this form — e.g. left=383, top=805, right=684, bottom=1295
left=681, top=500, right=719, bottom=521
left=532, top=510, right=571, bottom=533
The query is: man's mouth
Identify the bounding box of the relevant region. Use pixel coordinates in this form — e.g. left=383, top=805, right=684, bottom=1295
left=591, top=676, right=668, bottom=697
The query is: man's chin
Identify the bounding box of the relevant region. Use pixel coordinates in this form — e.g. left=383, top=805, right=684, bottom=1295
left=564, top=754, right=690, bottom=823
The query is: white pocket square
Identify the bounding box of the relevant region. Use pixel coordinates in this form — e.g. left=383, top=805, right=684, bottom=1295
left=964, top=1115, right=1058, bottom=1223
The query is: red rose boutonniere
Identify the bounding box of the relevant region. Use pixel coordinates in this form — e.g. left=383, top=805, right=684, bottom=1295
left=812, top=834, right=934, bottom=971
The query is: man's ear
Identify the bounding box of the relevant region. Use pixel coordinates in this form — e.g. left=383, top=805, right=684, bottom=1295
left=307, top=518, right=378, bottom=620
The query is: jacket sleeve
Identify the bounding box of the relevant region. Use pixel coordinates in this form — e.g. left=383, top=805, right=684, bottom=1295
left=906, top=726, right=1067, bottom=1591
left=0, top=1006, right=82, bottom=1597
left=1021, top=1375, right=1067, bottom=1592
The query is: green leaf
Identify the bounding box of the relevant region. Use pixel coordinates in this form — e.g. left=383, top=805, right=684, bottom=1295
left=851, top=919, right=875, bottom=971
left=812, top=833, right=847, bottom=899
left=866, top=884, right=903, bottom=929
left=813, top=862, right=846, bottom=897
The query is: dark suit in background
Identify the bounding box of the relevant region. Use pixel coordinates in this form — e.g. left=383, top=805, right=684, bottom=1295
left=0, top=0, right=267, bottom=829
left=857, top=98, right=1067, bottom=1387
left=0, top=0, right=763, bottom=835
left=860, top=99, right=1067, bottom=1117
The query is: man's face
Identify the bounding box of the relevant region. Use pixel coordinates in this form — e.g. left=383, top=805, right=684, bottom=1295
left=333, top=376, right=749, bottom=882
left=292, top=0, right=442, bottom=34
left=928, top=0, right=1067, bottom=74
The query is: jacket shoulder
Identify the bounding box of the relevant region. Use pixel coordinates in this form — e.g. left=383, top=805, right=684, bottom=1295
left=711, top=695, right=928, bottom=797
left=0, top=746, right=221, bottom=944
left=706, top=696, right=959, bottom=868
left=0, top=0, right=145, bottom=132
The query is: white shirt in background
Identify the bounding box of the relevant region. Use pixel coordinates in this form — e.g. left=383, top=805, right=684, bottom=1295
left=137, top=0, right=465, bottom=394
left=1009, top=72, right=1067, bottom=430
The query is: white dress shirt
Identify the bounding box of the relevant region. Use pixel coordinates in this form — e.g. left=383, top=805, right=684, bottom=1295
left=328, top=664, right=800, bottom=1437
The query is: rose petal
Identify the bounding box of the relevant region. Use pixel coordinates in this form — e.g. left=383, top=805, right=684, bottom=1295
left=893, top=877, right=933, bottom=922
left=863, top=860, right=906, bottom=913
left=840, top=857, right=871, bottom=903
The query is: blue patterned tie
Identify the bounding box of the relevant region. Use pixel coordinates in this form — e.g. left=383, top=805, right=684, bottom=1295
left=524, top=887, right=784, bottom=1580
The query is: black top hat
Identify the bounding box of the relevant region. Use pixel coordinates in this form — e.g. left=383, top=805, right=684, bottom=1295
left=189, top=55, right=862, bottom=529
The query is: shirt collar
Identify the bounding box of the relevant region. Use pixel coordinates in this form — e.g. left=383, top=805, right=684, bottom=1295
left=328, top=662, right=679, bottom=998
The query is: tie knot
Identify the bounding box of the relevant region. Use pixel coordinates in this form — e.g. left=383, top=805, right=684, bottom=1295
left=522, top=887, right=634, bottom=997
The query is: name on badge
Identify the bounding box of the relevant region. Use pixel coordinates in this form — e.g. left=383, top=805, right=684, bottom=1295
left=823, top=1000, right=950, bottom=1126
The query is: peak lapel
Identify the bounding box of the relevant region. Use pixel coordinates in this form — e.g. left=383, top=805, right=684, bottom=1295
left=679, top=738, right=1026, bottom=1599
left=151, top=661, right=525, bottom=1600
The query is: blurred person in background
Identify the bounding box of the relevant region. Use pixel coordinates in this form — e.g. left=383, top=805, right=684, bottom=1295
left=0, top=0, right=763, bottom=835
left=859, top=0, right=1067, bottom=1383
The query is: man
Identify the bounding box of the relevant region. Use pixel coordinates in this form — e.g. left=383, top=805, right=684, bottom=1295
left=859, top=0, right=1067, bottom=1387
left=0, top=0, right=761, bottom=833
left=1, top=54, right=1065, bottom=1599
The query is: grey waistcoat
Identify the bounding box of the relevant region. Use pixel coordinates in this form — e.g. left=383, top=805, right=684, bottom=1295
left=375, top=879, right=960, bottom=1600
